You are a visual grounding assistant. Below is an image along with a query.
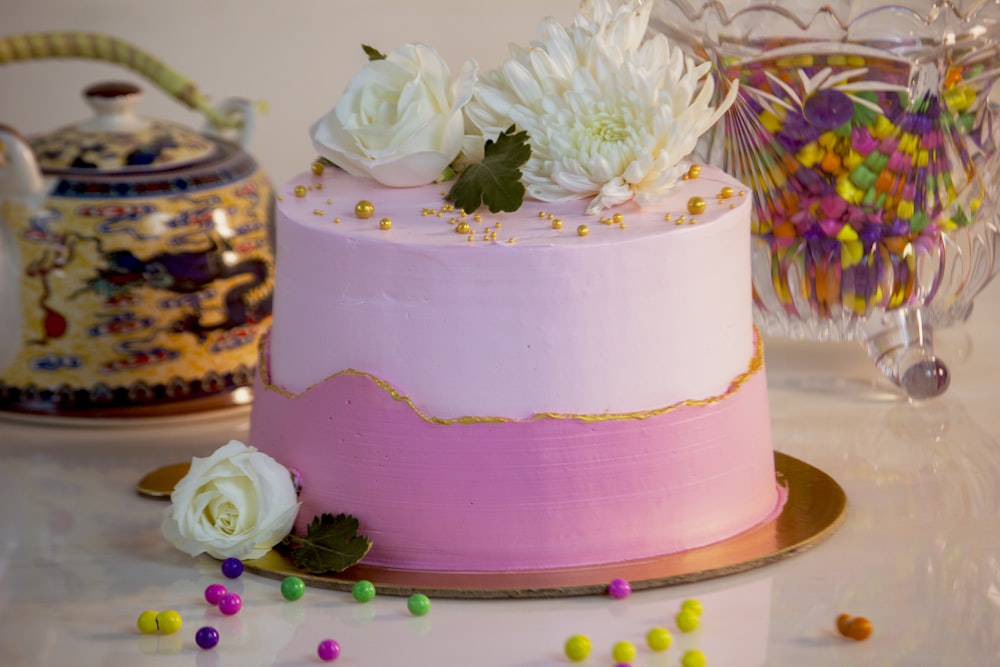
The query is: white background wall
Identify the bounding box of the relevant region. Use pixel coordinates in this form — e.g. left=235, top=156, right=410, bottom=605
left=0, top=0, right=578, bottom=184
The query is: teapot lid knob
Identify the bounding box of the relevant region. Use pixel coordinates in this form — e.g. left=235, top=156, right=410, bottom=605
left=79, top=81, right=147, bottom=133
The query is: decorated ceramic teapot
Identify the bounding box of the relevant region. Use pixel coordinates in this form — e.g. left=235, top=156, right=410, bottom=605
left=0, top=33, right=274, bottom=417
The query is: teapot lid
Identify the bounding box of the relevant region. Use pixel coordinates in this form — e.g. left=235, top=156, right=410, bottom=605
left=29, top=82, right=220, bottom=174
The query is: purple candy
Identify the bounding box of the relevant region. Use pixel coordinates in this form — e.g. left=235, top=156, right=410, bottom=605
left=204, top=583, right=228, bottom=606
left=318, top=639, right=341, bottom=661
left=195, top=626, right=220, bottom=650
left=221, top=557, right=244, bottom=579
left=607, top=577, right=632, bottom=600
left=218, top=592, right=242, bottom=616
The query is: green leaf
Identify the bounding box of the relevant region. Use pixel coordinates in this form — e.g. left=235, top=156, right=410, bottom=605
left=284, top=513, right=373, bottom=575
left=362, top=44, right=386, bottom=61
left=448, top=126, right=531, bottom=214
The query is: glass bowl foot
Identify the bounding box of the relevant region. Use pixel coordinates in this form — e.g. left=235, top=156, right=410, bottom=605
left=862, top=307, right=950, bottom=400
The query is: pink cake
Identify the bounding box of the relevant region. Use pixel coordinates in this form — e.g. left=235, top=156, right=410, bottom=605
left=248, top=166, right=783, bottom=571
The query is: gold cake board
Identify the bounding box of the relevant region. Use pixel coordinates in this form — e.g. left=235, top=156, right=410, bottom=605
left=238, top=452, right=845, bottom=599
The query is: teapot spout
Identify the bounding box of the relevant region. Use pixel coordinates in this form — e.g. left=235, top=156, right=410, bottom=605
left=0, top=126, right=39, bottom=371
left=0, top=125, right=45, bottom=202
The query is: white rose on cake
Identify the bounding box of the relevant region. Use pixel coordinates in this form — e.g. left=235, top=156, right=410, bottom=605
left=161, top=440, right=300, bottom=560
left=311, top=42, right=477, bottom=187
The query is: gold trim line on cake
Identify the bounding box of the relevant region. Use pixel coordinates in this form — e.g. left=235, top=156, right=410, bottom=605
left=259, top=327, right=765, bottom=425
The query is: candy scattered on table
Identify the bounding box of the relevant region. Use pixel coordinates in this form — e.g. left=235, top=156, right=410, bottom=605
left=155, top=610, right=183, bottom=635
left=681, top=598, right=703, bottom=616
left=611, top=639, right=636, bottom=663
left=218, top=592, right=243, bottom=616
left=136, top=609, right=159, bottom=634
left=676, top=608, right=700, bottom=633
left=681, top=648, right=707, bottom=667
left=317, top=638, right=342, bottom=661
left=607, top=577, right=631, bottom=599
left=837, top=613, right=874, bottom=641
left=221, top=557, right=244, bottom=579
left=407, top=593, right=431, bottom=616
left=352, top=580, right=376, bottom=603
left=204, top=583, right=228, bottom=606
left=646, top=626, right=672, bottom=652
left=281, top=576, right=306, bottom=601
left=195, top=626, right=220, bottom=650
left=564, top=634, right=592, bottom=662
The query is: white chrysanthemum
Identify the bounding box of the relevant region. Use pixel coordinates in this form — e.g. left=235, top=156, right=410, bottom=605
left=464, top=0, right=737, bottom=213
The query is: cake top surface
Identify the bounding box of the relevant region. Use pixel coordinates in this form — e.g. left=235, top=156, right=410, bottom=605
left=307, top=0, right=739, bottom=217
left=280, top=164, right=749, bottom=248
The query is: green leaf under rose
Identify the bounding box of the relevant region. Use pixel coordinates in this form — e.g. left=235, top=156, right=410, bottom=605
left=282, top=513, right=372, bottom=574
left=447, top=125, right=531, bottom=214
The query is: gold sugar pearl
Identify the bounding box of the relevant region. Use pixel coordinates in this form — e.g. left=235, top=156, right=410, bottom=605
left=456, top=222, right=471, bottom=234
left=538, top=211, right=547, bottom=218
left=687, top=197, right=707, bottom=215
left=326, top=198, right=333, bottom=205
left=277, top=194, right=284, bottom=201
left=474, top=214, right=483, bottom=222
left=490, top=231, right=497, bottom=241
left=664, top=213, right=672, bottom=221
left=495, top=221, right=502, bottom=229
left=689, top=218, right=697, bottom=225
left=577, top=224, right=589, bottom=237
left=687, top=164, right=702, bottom=179
left=315, top=182, right=323, bottom=190
left=507, top=237, right=516, bottom=244
left=334, top=217, right=341, bottom=223
left=612, top=212, right=624, bottom=224
left=719, top=186, right=735, bottom=199
left=311, top=161, right=325, bottom=176
left=294, top=185, right=308, bottom=198
left=552, top=219, right=563, bottom=230
left=355, top=200, right=375, bottom=219
left=379, top=218, right=392, bottom=230
left=619, top=222, right=626, bottom=229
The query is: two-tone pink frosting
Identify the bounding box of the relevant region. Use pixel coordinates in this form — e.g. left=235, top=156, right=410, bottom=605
left=249, top=165, right=782, bottom=571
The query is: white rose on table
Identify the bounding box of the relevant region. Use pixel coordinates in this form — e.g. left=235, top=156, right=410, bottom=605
left=310, top=43, right=477, bottom=187
left=161, top=440, right=299, bottom=561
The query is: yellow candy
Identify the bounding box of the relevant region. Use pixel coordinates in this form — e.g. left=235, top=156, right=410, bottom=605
left=646, top=627, right=673, bottom=652
left=156, top=610, right=183, bottom=635
left=676, top=609, right=700, bottom=633
left=136, top=610, right=159, bottom=634
left=682, top=649, right=708, bottom=667
left=612, top=640, right=636, bottom=663
left=896, top=200, right=915, bottom=221
left=759, top=109, right=783, bottom=133
left=564, top=634, right=591, bottom=662
left=681, top=598, right=703, bottom=616
left=835, top=225, right=859, bottom=242
left=796, top=143, right=823, bottom=168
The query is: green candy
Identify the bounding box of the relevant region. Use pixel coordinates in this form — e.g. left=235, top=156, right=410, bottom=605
left=407, top=593, right=431, bottom=616
left=352, top=579, right=376, bottom=603
left=280, top=575, right=306, bottom=601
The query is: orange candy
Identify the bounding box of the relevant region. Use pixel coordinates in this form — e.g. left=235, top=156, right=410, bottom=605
left=836, top=614, right=873, bottom=641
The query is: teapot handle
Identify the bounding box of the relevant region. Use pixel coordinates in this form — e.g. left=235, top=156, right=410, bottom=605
left=204, top=98, right=257, bottom=150
left=0, top=32, right=248, bottom=133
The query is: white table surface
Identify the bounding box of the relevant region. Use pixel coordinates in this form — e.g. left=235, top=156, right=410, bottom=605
left=3, top=279, right=1000, bottom=667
